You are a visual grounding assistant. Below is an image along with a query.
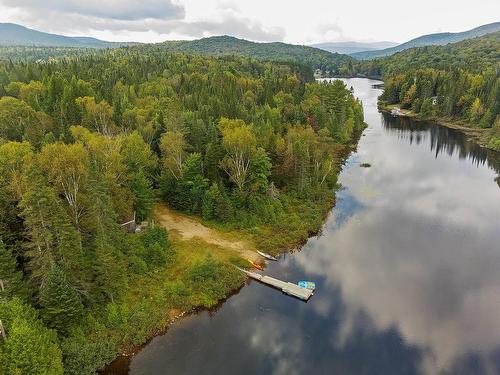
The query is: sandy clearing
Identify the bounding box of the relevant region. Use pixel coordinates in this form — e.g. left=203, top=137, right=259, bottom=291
left=154, top=204, right=259, bottom=261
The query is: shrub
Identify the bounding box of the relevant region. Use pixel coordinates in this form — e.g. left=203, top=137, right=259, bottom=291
left=186, top=255, right=244, bottom=307
left=61, top=319, right=119, bottom=375
left=138, top=226, right=174, bottom=268
left=0, top=298, right=63, bottom=375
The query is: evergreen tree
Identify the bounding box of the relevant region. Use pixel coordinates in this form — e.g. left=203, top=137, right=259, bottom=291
left=85, top=175, right=128, bottom=304
left=39, top=265, right=83, bottom=334
left=0, top=241, right=27, bottom=299
left=202, top=183, right=217, bottom=220
left=139, top=227, right=171, bottom=267
left=180, top=153, right=209, bottom=214
left=131, top=170, right=155, bottom=222
left=0, top=186, right=23, bottom=249
left=19, top=179, right=59, bottom=285
left=204, top=141, right=224, bottom=181
left=420, top=98, right=433, bottom=119
left=250, top=147, right=272, bottom=193
left=202, top=183, right=233, bottom=222
left=19, top=170, right=86, bottom=290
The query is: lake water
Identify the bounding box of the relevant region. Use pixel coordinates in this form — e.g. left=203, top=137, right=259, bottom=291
left=106, top=78, right=500, bottom=375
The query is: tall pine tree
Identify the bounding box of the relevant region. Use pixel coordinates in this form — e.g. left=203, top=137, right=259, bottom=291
left=85, top=172, right=128, bottom=304
left=39, top=264, right=83, bottom=334
left=0, top=241, right=27, bottom=299
left=131, top=170, right=155, bottom=222
left=19, top=169, right=87, bottom=291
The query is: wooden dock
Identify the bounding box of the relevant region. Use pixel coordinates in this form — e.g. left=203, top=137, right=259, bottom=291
left=237, top=268, right=314, bottom=301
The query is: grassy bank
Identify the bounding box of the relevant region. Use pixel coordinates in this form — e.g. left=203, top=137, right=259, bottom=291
left=68, top=231, right=247, bottom=375
left=378, top=102, right=500, bottom=151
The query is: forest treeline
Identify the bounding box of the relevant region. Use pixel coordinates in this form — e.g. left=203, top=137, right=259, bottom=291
left=158, top=35, right=356, bottom=77
left=0, top=49, right=363, bottom=373
left=357, top=32, right=500, bottom=150
left=0, top=46, right=98, bottom=62
left=0, top=35, right=357, bottom=78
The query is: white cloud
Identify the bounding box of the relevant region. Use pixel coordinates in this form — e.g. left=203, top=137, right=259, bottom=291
left=0, top=0, right=498, bottom=44
left=169, top=12, right=285, bottom=41
left=0, top=0, right=285, bottom=42
left=316, top=22, right=345, bottom=41
left=1, top=0, right=185, bottom=21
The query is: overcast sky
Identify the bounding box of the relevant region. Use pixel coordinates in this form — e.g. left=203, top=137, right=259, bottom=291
left=0, top=0, right=498, bottom=44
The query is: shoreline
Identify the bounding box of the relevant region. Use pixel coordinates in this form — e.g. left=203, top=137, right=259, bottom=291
left=106, top=281, right=247, bottom=360
left=378, top=102, right=496, bottom=150
left=101, top=124, right=366, bottom=373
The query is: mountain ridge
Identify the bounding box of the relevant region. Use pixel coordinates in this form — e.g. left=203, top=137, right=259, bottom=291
left=157, top=35, right=355, bottom=74
left=0, top=23, right=138, bottom=48
left=351, top=21, right=500, bottom=59
left=310, top=41, right=398, bottom=55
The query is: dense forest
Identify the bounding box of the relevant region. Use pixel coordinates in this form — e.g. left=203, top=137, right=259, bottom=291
left=0, top=35, right=356, bottom=78
left=357, top=32, right=500, bottom=150
left=358, top=31, right=499, bottom=77
left=0, top=46, right=98, bottom=62
left=0, top=48, right=363, bottom=374
left=159, top=35, right=356, bottom=76
left=350, top=21, right=500, bottom=60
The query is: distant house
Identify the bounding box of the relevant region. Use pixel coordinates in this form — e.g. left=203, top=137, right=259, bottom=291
left=120, top=212, right=137, bottom=233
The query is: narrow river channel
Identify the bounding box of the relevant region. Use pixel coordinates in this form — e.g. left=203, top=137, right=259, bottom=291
left=107, top=78, right=500, bottom=375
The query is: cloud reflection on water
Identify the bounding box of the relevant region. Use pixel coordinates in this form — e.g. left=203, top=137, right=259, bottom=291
left=292, top=85, right=500, bottom=373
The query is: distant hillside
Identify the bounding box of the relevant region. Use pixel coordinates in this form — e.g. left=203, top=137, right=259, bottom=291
left=351, top=22, right=500, bottom=60
left=0, top=23, right=137, bottom=48
left=159, top=35, right=355, bottom=74
left=373, top=31, right=500, bottom=146
left=356, top=31, right=500, bottom=78
left=310, top=41, right=397, bottom=55
left=0, top=25, right=357, bottom=75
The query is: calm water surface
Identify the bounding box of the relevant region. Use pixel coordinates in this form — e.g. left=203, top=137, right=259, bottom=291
left=107, top=78, right=500, bottom=375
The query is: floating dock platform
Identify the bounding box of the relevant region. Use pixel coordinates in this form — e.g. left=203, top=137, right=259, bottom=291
left=237, top=268, right=314, bottom=301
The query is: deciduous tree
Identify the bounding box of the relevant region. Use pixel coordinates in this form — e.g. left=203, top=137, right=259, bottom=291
left=218, top=118, right=257, bottom=191
left=159, top=131, right=188, bottom=180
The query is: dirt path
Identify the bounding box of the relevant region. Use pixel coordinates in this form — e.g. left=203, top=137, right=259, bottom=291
left=154, top=204, right=259, bottom=261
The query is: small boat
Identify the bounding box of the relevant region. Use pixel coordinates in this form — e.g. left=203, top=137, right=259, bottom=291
left=248, top=259, right=264, bottom=270
left=257, top=251, right=278, bottom=261
left=297, top=281, right=316, bottom=291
